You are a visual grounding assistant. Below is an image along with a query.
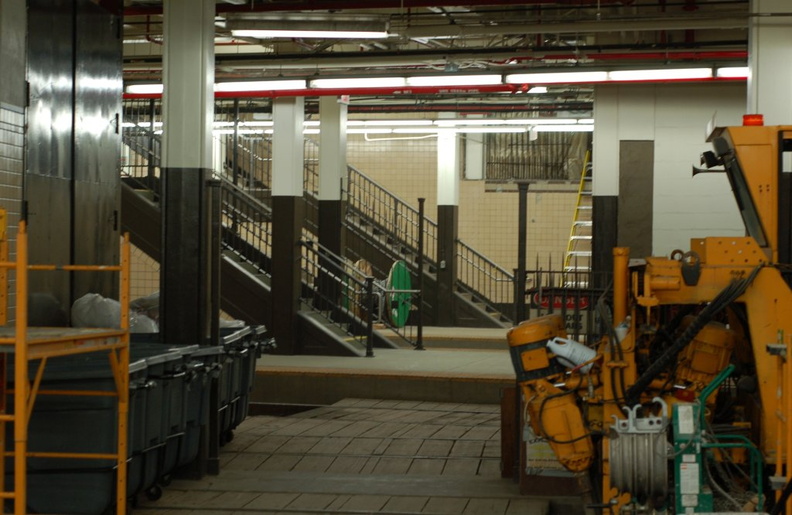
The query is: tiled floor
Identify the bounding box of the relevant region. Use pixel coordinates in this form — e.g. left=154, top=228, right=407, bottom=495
left=135, top=399, right=582, bottom=514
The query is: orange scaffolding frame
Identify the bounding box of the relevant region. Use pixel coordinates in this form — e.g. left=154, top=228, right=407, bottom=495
left=0, top=212, right=130, bottom=515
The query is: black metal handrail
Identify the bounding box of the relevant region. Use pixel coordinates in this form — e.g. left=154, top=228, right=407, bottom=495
left=122, top=98, right=515, bottom=325
left=456, top=242, right=514, bottom=312
left=516, top=258, right=612, bottom=343
left=300, top=238, right=421, bottom=350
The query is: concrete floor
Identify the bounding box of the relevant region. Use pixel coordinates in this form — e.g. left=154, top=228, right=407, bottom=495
left=135, top=398, right=583, bottom=515
left=253, top=328, right=517, bottom=406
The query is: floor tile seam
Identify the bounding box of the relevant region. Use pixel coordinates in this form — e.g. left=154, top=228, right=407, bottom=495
left=255, top=367, right=514, bottom=381
left=227, top=450, right=500, bottom=460
left=157, top=483, right=531, bottom=501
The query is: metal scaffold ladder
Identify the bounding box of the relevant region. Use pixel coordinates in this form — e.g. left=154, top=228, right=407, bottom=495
left=564, top=151, right=593, bottom=273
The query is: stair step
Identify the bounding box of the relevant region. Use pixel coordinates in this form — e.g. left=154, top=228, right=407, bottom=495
left=568, top=251, right=592, bottom=257
left=576, top=205, right=592, bottom=210
left=570, top=235, right=592, bottom=240
left=574, top=221, right=593, bottom=227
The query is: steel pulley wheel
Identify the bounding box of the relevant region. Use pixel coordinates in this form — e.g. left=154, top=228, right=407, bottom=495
left=387, top=260, right=411, bottom=328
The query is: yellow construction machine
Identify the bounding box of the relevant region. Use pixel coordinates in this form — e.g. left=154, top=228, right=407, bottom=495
left=508, top=121, right=792, bottom=514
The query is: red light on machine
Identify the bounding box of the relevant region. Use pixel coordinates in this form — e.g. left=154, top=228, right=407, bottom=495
left=674, top=388, right=696, bottom=402
left=742, top=114, right=764, bottom=126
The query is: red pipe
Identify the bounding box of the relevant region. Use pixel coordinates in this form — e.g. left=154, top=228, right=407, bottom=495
left=122, top=77, right=746, bottom=101
left=125, top=0, right=630, bottom=17
left=512, top=50, right=747, bottom=62
left=123, top=83, right=518, bottom=100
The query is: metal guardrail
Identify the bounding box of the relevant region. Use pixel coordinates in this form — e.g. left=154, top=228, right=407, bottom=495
left=122, top=98, right=514, bottom=325
left=517, top=259, right=612, bottom=343
left=300, top=239, right=422, bottom=351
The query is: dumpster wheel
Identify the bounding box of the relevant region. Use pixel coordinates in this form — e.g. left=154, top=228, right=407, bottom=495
left=145, top=485, right=163, bottom=501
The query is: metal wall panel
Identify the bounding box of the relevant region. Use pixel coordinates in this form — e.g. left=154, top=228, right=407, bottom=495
left=26, top=0, right=122, bottom=306
left=0, top=0, right=27, bottom=108
left=26, top=0, right=75, bottom=301
left=73, top=0, right=122, bottom=299
left=24, top=175, right=72, bottom=308
left=27, top=0, right=74, bottom=181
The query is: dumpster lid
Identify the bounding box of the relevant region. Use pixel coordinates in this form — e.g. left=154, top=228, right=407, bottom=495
left=129, top=359, right=147, bottom=374
left=165, top=344, right=199, bottom=356
left=193, top=345, right=224, bottom=357
left=250, top=325, right=267, bottom=336
left=221, top=326, right=252, bottom=345
left=139, top=350, right=181, bottom=366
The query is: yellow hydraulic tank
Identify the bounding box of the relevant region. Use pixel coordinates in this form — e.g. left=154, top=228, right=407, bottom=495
left=525, top=379, right=595, bottom=472
left=507, top=315, right=566, bottom=383
left=677, top=317, right=736, bottom=388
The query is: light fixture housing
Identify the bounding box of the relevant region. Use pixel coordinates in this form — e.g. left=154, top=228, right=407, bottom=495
left=215, top=80, right=307, bottom=92
left=405, top=74, right=502, bottom=87
left=310, top=77, right=407, bottom=89
left=716, top=66, right=749, bottom=79
left=126, top=83, right=164, bottom=94
left=505, top=71, right=609, bottom=84
left=608, top=67, right=713, bottom=81
left=227, top=13, right=390, bottom=39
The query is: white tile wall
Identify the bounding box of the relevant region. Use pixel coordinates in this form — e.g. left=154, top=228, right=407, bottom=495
left=595, top=82, right=748, bottom=257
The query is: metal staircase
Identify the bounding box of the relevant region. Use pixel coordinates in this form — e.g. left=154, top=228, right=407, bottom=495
left=121, top=98, right=515, bottom=328
left=564, top=151, right=593, bottom=273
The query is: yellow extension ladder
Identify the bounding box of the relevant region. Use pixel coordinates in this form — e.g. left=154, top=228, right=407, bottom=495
left=564, top=151, right=593, bottom=273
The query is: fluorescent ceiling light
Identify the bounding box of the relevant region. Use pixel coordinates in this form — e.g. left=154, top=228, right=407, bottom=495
left=126, top=83, right=164, bottom=94
left=227, top=14, right=390, bottom=40
left=528, top=86, right=548, bottom=94
left=347, top=128, right=393, bottom=134
left=532, top=125, right=594, bottom=132
left=456, top=127, right=527, bottom=133
left=608, top=68, right=712, bottom=81
left=505, top=71, right=608, bottom=84
left=405, top=74, right=502, bottom=87
left=231, top=29, right=389, bottom=39
left=716, top=66, right=749, bottom=78
left=434, top=118, right=583, bottom=127
left=347, top=120, right=433, bottom=126
left=311, top=77, right=406, bottom=89
left=215, top=79, right=306, bottom=92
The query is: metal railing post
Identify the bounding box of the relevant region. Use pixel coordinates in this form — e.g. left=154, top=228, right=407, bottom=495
left=416, top=198, right=425, bottom=351
left=147, top=98, right=156, bottom=184
left=365, top=276, right=375, bottom=357
left=516, top=182, right=529, bottom=324
left=232, top=98, right=239, bottom=186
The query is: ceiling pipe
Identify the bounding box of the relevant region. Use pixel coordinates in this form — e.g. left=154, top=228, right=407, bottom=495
left=123, top=48, right=747, bottom=73
left=125, top=0, right=633, bottom=17
left=123, top=83, right=519, bottom=100
left=402, top=16, right=748, bottom=38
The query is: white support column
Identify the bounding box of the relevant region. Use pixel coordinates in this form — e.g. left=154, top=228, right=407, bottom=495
left=159, top=0, right=217, bottom=351
left=319, top=96, right=347, bottom=201
left=464, top=133, right=485, bottom=181
left=748, top=0, right=792, bottom=124
left=162, top=0, right=214, bottom=169
left=272, top=96, right=305, bottom=197
left=435, top=128, right=459, bottom=325
left=437, top=130, right=459, bottom=206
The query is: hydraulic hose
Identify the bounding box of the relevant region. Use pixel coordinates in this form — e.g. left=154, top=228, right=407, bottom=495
left=624, top=266, right=760, bottom=407
left=770, top=478, right=792, bottom=515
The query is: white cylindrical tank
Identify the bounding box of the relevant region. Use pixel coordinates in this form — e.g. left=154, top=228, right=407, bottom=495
left=546, top=337, right=597, bottom=373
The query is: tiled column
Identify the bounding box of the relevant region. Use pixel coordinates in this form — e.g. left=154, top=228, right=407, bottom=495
left=271, top=96, right=305, bottom=354
left=160, top=0, right=215, bottom=346
left=436, top=130, right=459, bottom=325
left=317, top=96, right=348, bottom=312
